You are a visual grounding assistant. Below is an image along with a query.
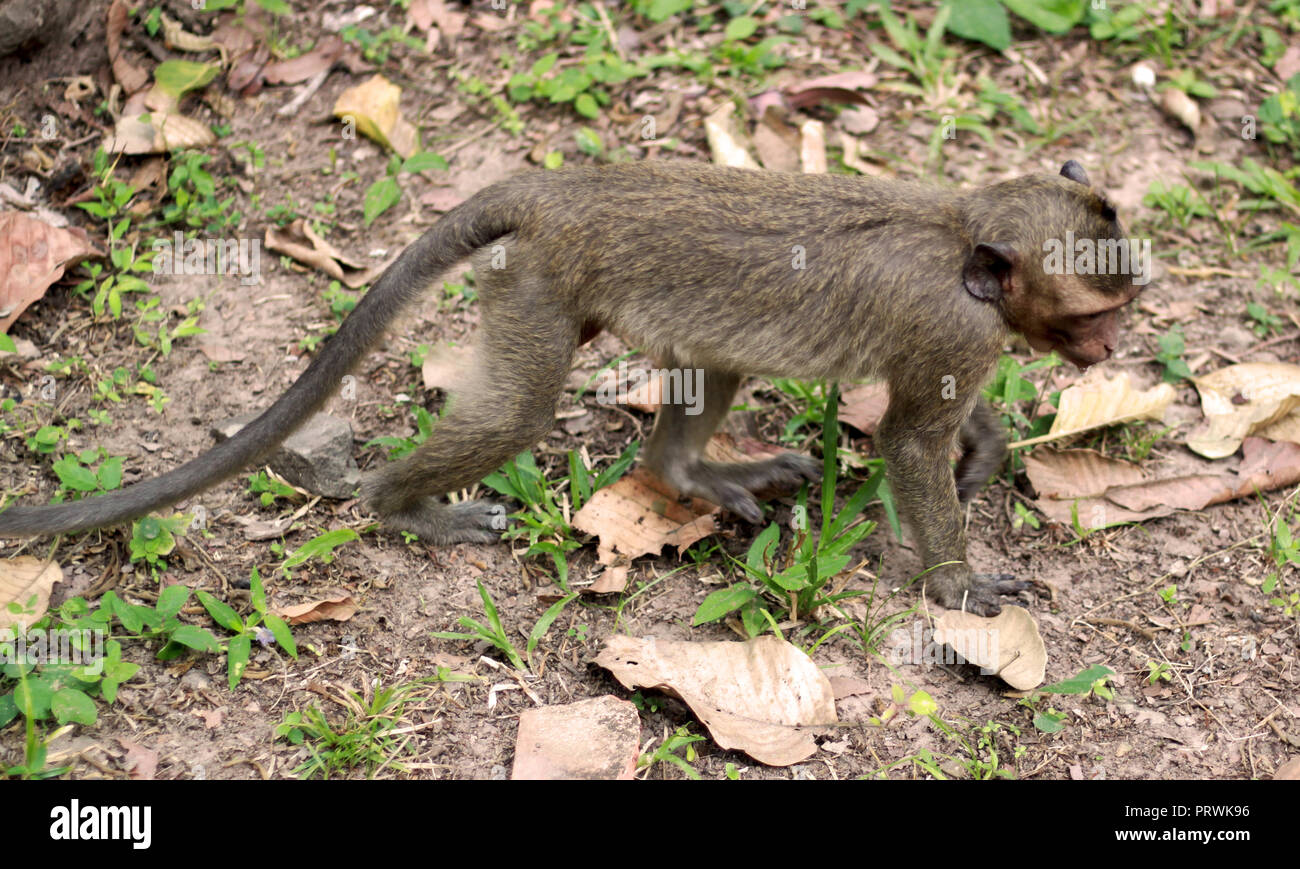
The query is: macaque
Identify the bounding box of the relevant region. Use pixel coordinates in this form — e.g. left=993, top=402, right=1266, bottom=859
left=0, top=160, right=1141, bottom=614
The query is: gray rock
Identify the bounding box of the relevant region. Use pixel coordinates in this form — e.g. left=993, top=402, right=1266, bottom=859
left=211, top=412, right=360, bottom=499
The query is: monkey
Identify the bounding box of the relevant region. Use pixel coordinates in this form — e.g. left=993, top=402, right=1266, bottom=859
left=0, top=159, right=1141, bottom=615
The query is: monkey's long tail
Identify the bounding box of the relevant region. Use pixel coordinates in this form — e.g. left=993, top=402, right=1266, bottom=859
left=0, top=186, right=523, bottom=537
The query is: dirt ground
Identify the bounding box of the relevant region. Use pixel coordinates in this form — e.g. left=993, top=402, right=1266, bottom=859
left=1, top=1, right=1297, bottom=780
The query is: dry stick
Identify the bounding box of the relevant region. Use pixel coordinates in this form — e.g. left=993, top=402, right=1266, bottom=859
left=594, top=1, right=624, bottom=62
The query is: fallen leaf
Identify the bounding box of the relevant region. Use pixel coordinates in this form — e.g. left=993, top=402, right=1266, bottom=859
left=1275, top=757, right=1300, bottom=780
left=932, top=606, right=1046, bottom=690
left=0, top=213, right=99, bottom=332
left=839, top=383, right=889, bottom=434
left=752, top=107, right=801, bottom=173
left=106, top=0, right=149, bottom=94
left=704, top=103, right=760, bottom=169
left=264, top=220, right=378, bottom=288
left=197, top=341, right=246, bottom=364
left=264, top=34, right=342, bottom=84
left=799, top=119, right=827, bottom=174
left=103, top=112, right=217, bottom=154
left=1188, top=362, right=1300, bottom=459
left=195, top=708, right=224, bottom=729
left=419, top=187, right=466, bottom=212
left=273, top=593, right=358, bottom=625
left=511, top=695, right=640, bottom=780
left=781, top=70, right=877, bottom=110
left=118, top=738, right=158, bottom=780
left=333, top=75, right=418, bottom=158
left=0, top=557, right=64, bottom=631
left=1013, top=372, right=1174, bottom=448
left=421, top=342, right=474, bottom=392
left=595, top=634, right=838, bottom=766
left=1159, top=87, right=1201, bottom=132
left=571, top=468, right=718, bottom=593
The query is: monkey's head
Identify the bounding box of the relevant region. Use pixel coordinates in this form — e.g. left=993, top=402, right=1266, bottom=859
left=962, top=161, right=1146, bottom=370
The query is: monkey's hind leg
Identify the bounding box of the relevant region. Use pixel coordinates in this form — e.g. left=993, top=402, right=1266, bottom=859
left=643, top=368, right=821, bottom=523
left=362, top=301, right=579, bottom=545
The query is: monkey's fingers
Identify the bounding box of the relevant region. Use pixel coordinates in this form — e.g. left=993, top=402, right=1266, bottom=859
left=964, top=572, right=1033, bottom=617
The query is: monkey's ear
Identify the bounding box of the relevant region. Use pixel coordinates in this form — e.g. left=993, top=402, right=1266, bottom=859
left=963, top=242, right=1019, bottom=302
left=1060, top=160, right=1090, bottom=186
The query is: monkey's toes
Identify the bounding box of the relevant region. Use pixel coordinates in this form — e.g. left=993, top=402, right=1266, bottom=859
left=716, top=483, right=764, bottom=524
left=780, top=454, right=823, bottom=482
left=963, top=572, right=1032, bottom=616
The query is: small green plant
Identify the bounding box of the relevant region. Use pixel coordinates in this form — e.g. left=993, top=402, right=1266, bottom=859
left=195, top=568, right=298, bottom=690
left=985, top=353, right=1060, bottom=441
left=25, top=424, right=74, bottom=456
left=339, top=23, right=422, bottom=65
left=694, top=385, right=882, bottom=637
left=1143, top=179, right=1213, bottom=228
left=638, top=725, right=705, bottom=779
left=247, top=470, right=300, bottom=506
left=50, top=448, right=124, bottom=501
left=280, top=528, right=360, bottom=576
left=1258, top=73, right=1300, bottom=160
left=363, top=151, right=448, bottom=227
left=129, top=514, right=189, bottom=575
left=1145, top=660, right=1172, bottom=684
left=275, top=679, right=421, bottom=779
left=1017, top=664, right=1115, bottom=733
left=1118, top=422, right=1170, bottom=462
left=483, top=444, right=638, bottom=588
left=160, top=150, right=240, bottom=233
left=366, top=404, right=435, bottom=460
left=431, top=580, right=526, bottom=670
left=1264, top=504, right=1300, bottom=618
left=1246, top=301, right=1285, bottom=337
left=768, top=378, right=831, bottom=444
left=1154, top=327, right=1193, bottom=383
left=1157, top=584, right=1179, bottom=605
left=1012, top=502, right=1041, bottom=530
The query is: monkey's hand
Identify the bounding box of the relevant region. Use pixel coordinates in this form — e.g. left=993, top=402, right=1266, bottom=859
left=928, top=568, right=1031, bottom=616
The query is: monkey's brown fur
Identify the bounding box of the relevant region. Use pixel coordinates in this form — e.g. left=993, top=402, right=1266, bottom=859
left=0, top=161, right=1140, bottom=614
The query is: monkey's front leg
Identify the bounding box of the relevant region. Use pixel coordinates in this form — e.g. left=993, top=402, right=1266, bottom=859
left=877, top=408, right=1027, bottom=616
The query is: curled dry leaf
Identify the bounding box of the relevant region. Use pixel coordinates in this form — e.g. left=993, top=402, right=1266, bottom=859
left=264, top=220, right=377, bottom=288
left=0, top=213, right=99, bottom=332
left=571, top=468, right=718, bottom=593
left=264, top=34, right=343, bottom=85
left=1188, top=362, right=1300, bottom=459
left=510, top=695, right=640, bottom=780
left=0, top=557, right=64, bottom=631
left=1159, top=87, right=1201, bottom=133
left=595, top=634, right=838, bottom=766
left=1025, top=438, right=1300, bottom=528
left=1013, top=372, right=1174, bottom=449
left=333, top=75, right=418, bottom=158
left=704, top=103, right=760, bottom=169
left=106, top=0, right=149, bottom=94
left=932, top=605, right=1046, bottom=690
left=103, top=112, right=216, bottom=154
left=272, top=593, right=358, bottom=625
left=752, top=107, right=801, bottom=173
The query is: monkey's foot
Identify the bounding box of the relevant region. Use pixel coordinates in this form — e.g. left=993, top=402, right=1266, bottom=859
left=664, top=454, right=821, bottom=524
left=955, top=573, right=1033, bottom=617
left=383, top=498, right=507, bottom=544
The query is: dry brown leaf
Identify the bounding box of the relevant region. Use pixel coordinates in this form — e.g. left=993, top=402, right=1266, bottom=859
left=273, top=593, right=358, bottom=625
left=0, top=557, right=63, bottom=631
left=1275, top=757, right=1300, bottom=780
left=1188, top=362, right=1300, bottom=459
left=839, top=382, right=889, bottom=434
left=704, top=103, right=760, bottom=169
left=107, top=0, right=149, bottom=94
left=1025, top=438, right=1300, bottom=528
left=419, top=187, right=466, bottom=212
left=752, top=107, right=801, bottom=173
left=118, top=738, right=158, bottom=780
left=510, top=695, right=640, bottom=780
left=932, top=606, right=1046, bottom=690
left=264, top=34, right=342, bottom=84
left=421, top=342, right=473, bottom=392
left=0, top=213, right=99, bottom=332
left=571, top=468, right=718, bottom=593
left=595, top=634, right=838, bottom=766
left=1013, top=372, right=1173, bottom=448
left=332, top=75, right=418, bottom=158
left=782, top=70, right=877, bottom=110
left=1159, top=87, right=1201, bottom=132
left=799, top=119, right=827, bottom=174
left=103, top=112, right=217, bottom=154
left=264, top=220, right=377, bottom=288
